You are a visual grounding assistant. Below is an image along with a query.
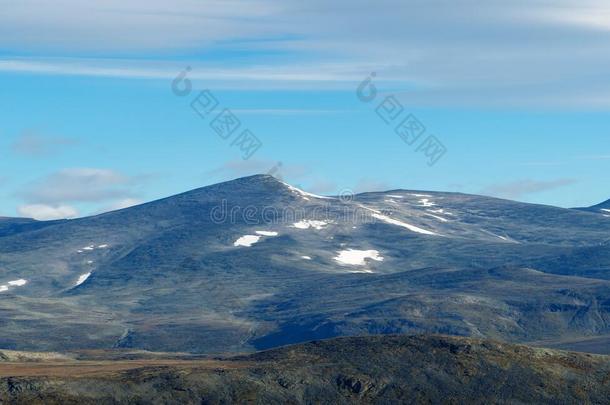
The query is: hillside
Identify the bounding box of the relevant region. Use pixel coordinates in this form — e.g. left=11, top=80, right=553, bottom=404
left=1, top=334, right=609, bottom=404
left=1, top=175, right=610, bottom=353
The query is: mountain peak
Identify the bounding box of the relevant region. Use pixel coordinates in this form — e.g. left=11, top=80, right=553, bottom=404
left=206, top=174, right=333, bottom=201
left=215, top=173, right=279, bottom=185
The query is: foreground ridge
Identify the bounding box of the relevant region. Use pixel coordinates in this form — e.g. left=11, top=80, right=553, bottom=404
left=1, top=334, right=609, bottom=404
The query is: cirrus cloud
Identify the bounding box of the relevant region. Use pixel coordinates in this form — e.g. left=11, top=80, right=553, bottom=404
left=2, top=1, right=610, bottom=106
left=481, top=178, right=578, bottom=200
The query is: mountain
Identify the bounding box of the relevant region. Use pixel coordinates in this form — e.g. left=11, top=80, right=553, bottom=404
left=1, top=174, right=610, bottom=354
left=577, top=199, right=610, bottom=217
left=1, top=334, right=609, bottom=404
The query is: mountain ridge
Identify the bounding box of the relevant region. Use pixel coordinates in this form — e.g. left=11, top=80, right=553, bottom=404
left=1, top=334, right=609, bottom=405
left=1, top=175, right=610, bottom=354
left=14, top=174, right=609, bottom=222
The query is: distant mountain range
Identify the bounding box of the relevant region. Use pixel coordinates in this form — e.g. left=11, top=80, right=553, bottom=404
left=1, top=174, right=609, bottom=354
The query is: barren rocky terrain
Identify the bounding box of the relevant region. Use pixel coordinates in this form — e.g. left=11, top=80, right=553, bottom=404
left=1, top=175, right=610, bottom=355
left=1, top=334, right=609, bottom=404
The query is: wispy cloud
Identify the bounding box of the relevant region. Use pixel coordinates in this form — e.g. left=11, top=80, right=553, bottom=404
left=307, top=179, right=338, bottom=194
left=518, top=161, right=563, bottom=167
left=0, top=0, right=280, bottom=53
left=0, top=58, right=375, bottom=83
left=95, top=198, right=144, bottom=215
left=230, top=109, right=351, bottom=115
left=353, top=178, right=393, bottom=194
left=18, top=168, right=141, bottom=204
left=575, top=154, right=610, bottom=160
left=11, top=130, right=78, bottom=157
left=205, top=159, right=310, bottom=181
left=3, top=1, right=610, bottom=105
left=481, top=178, right=578, bottom=200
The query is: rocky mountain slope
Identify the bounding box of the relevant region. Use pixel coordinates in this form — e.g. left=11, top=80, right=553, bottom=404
left=578, top=198, right=610, bottom=218
left=1, top=334, right=609, bottom=404
left=1, top=175, right=610, bottom=353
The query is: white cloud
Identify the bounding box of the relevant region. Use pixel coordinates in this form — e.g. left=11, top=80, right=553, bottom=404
left=2, top=1, right=610, bottom=105
left=96, top=198, right=144, bottom=214
left=19, top=168, right=137, bottom=203
left=107, top=198, right=142, bottom=210
left=17, top=204, right=79, bottom=220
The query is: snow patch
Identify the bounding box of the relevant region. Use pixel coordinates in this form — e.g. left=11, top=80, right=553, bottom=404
left=425, top=213, right=449, bottom=222
left=255, top=230, right=278, bottom=236
left=410, top=193, right=432, bottom=198
left=370, top=212, right=439, bottom=235
left=280, top=181, right=334, bottom=201
left=76, top=272, right=91, bottom=286
left=301, top=255, right=312, bottom=260
left=334, top=249, right=384, bottom=266
left=233, top=235, right=261, bottom=247
left=359, top=205, right=438, bottom=235
left=480, top=229, right=519, bottom=244
left=601, top=209, right=610, bottom=213
left=80, top=244, right=108, bottom=251
left=293, top=220, right=328, bottom=230
left=347, top=268, right=375, bottom=274
left=418, top=198, right=436, bottom=207
left=428, top=208, right=455, bottom=216
left=386, top=195, right=404, bottom=199
left=0, top=285, right=8, bottom=292
left=8, top=279, right=27, bottom=287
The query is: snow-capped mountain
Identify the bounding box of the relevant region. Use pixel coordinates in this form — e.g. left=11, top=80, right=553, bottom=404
left=1, top=174, right=610, bottom=354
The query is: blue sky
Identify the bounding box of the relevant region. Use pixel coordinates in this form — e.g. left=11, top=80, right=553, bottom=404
left=1, top=0, right=610, bottom=219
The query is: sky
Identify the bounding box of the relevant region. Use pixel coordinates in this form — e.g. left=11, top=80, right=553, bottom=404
left=1, top=0, right=610, bottom=220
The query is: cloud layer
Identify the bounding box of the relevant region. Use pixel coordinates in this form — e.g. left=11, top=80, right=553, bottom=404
left=2, top=0, right=610, bottom=106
